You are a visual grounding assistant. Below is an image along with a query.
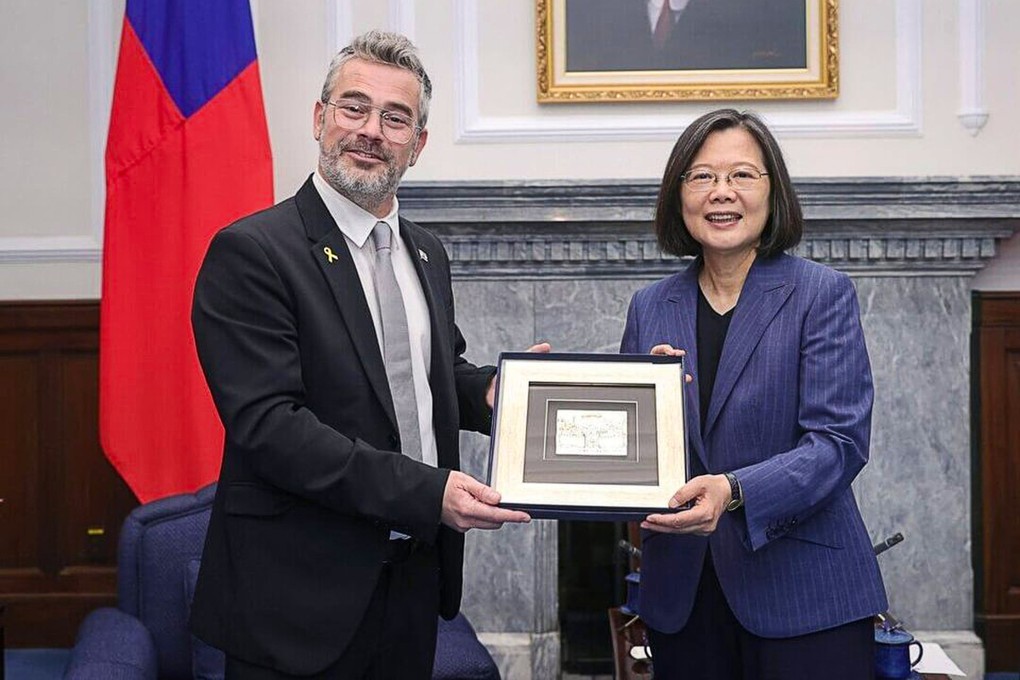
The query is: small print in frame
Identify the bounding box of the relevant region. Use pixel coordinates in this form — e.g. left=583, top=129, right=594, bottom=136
left=554, top=408, right=628, bottom=458
left=488, top=353, right=687, bottom=520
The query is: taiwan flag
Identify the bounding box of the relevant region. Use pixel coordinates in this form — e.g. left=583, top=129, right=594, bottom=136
left=100, top=0, right=273, bottom=502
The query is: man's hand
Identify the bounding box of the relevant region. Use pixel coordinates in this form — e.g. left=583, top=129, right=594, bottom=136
left=650, top=343, right=694, bottom=384
left=486, top=342, right=551, bottom=408
left=641, top=474, right=731, bottom=535
left=441, top=470, right=531, bottom=532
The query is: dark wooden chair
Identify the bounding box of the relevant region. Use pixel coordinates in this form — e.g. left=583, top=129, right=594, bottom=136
left=608, top=607, right=652, bottom=680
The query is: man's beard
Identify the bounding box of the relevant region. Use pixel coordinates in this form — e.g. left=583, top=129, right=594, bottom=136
left=318, top=136, right=408, bottom=213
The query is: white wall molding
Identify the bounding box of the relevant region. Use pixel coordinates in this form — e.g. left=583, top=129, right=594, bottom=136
left=87, top=0, right=114, bottom=256
left=0, top=237, right=107, bottom=264
left=454, top=0, right=923, bottom=143
left=957, top=0, right=988, bottom=135
left=389, top=0, right=416, bottom=42
left=0, top=0, right=113, bottom=264
left=325, top=0, right=354, bottom=62
left=327, top=0, right=417, bottom=54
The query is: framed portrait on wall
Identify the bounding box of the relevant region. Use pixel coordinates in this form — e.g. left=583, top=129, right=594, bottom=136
left=536, top=0, right=839, bottom=102
left=487, top=353, right=688, bottom=520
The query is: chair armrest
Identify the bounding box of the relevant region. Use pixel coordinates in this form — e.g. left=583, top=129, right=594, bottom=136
left=433, top=614, right=500, bottom=680
left=64, top=607, right=158, bottom=680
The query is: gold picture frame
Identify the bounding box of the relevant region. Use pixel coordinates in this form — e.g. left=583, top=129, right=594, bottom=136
left=488, top=353, right=688, bottom=520
left=537, top=0, right=839, bottom=102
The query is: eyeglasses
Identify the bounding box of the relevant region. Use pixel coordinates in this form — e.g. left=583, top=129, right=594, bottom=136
left=325, top=98, right=421, bottom=145
left=680, top=167, right=769, bottom=192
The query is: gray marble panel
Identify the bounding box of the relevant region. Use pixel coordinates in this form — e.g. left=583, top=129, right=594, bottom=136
left=451, top=279, right=558, bottom=652
left=452, top=280, right=536, bottom=365
left=532, top=631, right=562, bottom=680
left=534, top=278, right=656, bottom=352
left=852, top=276, right=973, bottom=630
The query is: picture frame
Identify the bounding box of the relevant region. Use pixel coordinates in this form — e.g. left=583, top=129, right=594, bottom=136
left=488, top=352, right=688, bottom=520
left=536, top=0, right=839, bottom=102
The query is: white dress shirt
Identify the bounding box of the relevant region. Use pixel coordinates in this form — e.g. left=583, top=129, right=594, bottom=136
left=647, top=0, right=692, bottom=32
left=312, top=171, right=438, bottom=469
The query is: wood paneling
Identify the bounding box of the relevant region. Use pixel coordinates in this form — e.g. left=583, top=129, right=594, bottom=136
left=973, top=292, right=1020, bottom=672
left=0, top=301, right=137, bottom=647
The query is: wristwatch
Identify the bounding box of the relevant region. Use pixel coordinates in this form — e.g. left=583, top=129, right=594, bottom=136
left=724, top=472, right=744, bottom=512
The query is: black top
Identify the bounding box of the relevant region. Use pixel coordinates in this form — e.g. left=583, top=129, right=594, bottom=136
left=697, top=286, right=734, bottom=434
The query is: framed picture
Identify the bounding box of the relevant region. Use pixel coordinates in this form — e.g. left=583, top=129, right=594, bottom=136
left=537, top=0, right=838, bottom=102
left=488, top=353, right=688, bottom=520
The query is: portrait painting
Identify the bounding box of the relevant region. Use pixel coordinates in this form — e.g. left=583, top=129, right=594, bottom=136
left=537, top=0, right=839, bottom=102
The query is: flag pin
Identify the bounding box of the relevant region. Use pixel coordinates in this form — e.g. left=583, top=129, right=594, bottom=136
left=418, top=249, right=429, bottom=262
left=323, top=246, right=338, bottom=263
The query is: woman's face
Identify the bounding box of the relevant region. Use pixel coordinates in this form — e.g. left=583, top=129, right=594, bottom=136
left=680, top=127, right=771, bottom=259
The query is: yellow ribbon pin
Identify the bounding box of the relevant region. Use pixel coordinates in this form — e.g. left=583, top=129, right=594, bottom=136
left=323, top=246, right=338, bottom=263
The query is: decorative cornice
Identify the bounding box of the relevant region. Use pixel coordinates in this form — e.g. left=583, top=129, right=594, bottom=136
left=399, top=177, right=1020, bottom=222
left=397, top=178, right=1020, bottom=278
left=434, top=233, right=1007, bottom=280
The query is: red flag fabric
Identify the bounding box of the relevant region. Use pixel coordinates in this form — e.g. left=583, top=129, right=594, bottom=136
left=100, top=0, right=273, bottom=502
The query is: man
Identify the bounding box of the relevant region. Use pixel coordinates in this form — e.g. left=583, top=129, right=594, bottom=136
left=565, top=0, right=807, bottom=72
left=189, top=30, right=539, bottom=679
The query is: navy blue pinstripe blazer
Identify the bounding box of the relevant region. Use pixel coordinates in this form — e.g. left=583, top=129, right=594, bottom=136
left=621, top=253, right=888, bottom=637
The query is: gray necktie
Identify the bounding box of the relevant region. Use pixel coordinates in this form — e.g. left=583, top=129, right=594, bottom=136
left=371, top=221, right=423, bottom=462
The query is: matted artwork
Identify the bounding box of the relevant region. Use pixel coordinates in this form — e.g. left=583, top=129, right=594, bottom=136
left=488, top=353, right=688, bottom=520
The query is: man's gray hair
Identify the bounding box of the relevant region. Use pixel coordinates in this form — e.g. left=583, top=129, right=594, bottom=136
left=320, top=30, right=433, bottom=129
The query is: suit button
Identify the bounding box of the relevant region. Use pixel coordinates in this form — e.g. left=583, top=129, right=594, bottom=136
left=388, top=434, right=399, bottom=448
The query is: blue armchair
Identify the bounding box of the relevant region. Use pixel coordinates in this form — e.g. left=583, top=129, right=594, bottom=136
left=64, top=484, right=500, bottom=680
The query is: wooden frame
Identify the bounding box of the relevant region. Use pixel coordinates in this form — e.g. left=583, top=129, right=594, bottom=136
left=487, top=353, right=687, bottom=520
left=537, top=0, right=839, bottom=102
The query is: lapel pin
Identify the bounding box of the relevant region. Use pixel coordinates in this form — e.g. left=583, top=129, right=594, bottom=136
left=418, top=249, right=429, bottom=262
left=323, top=246, right=338, bottom=263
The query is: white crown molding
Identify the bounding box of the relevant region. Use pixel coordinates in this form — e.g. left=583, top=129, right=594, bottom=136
left=957, top=0, right=988, bottom=135
left=0, top=237, right=106, bottom=264
left=454, top=0, right=923, bottom=143
left=389, top=0, right=416, bottom=42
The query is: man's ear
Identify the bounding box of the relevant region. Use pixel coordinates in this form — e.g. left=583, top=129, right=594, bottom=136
left=313, top=101, right=325, bottom=141
left=409, top=128, right=428, bottom=166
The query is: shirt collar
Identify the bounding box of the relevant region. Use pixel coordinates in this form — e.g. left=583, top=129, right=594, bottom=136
left=650, top=0, right=689, bottom=10
left=312, top=170, right=400, bottom=249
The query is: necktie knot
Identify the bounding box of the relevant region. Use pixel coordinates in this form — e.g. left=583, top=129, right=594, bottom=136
left=372, top=221, right=392, bottom=252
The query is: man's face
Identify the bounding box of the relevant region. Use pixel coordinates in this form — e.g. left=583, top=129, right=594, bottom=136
left=314, top=58, right=428, bottom=216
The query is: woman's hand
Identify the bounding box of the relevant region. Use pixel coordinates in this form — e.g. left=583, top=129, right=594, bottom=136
left=642, top=474, right=732, bottom=535
left=650, top=344, right=694, bottom=384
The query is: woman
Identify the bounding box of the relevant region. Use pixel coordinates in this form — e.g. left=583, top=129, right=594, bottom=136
left=620, top=109, right=887, bottom=679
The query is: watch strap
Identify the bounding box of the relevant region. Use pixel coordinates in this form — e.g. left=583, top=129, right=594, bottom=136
left=724, top=472, right=744, bottom=512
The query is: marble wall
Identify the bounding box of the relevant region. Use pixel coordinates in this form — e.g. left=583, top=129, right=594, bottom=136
left=401, top=178, right=1020, bottom=679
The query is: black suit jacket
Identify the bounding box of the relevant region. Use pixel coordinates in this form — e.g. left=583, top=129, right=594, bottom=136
left=188, top=177, right=495, bottom=674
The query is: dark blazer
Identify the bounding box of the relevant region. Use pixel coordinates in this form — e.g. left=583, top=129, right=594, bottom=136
left=188, top=177, right=495, bottom=674
left=621, top=254, right=888, bottom=637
